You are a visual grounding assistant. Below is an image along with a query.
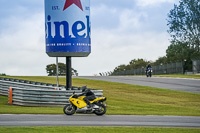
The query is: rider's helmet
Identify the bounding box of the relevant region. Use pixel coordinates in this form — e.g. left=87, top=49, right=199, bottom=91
left=82, top=85, right=87, bottom=92
left=147, top=64, right=151, bottom=68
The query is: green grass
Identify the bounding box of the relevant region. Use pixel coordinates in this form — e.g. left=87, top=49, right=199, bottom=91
left=0, top=95, right=63, bottom=114
left=0, top=76, right=200, bottom=116
left=0, top=127, right=200, bottom=133
left=74, top=78, right=200, bottom=116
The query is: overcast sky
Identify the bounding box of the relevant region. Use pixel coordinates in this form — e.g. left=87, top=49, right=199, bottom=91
left=0, top=0, right=179, bottom=76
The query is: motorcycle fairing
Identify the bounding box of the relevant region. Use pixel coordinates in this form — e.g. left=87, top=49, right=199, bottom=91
left=70, top=97, right=87, bottom=108
left=70, top=96, right=106, bottom=109
left=91, top=97, right=106, bottom=102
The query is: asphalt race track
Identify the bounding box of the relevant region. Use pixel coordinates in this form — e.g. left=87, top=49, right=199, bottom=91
left=1, top=114, right=200, bottom=127
left=74, top=76, right=200, bottom=93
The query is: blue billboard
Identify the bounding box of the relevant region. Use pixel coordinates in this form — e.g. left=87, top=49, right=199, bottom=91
left=45, top=0, right=91, bottom=57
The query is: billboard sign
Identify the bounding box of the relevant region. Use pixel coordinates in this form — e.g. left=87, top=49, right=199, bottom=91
left=45, top=0, right=91, bottom=57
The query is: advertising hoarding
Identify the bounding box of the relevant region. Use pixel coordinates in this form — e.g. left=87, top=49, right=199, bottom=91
left=45, top=0, right=91, bottom=57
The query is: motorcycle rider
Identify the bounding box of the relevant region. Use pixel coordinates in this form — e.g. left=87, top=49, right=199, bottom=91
left=78, top=86, right=96, bottom=109
left=146, top=64, right=152, bottom=75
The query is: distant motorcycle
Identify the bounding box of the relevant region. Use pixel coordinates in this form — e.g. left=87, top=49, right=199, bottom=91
left=146, top=67, right=152, bottom=77
left=63, top=92, right=107, bottom=116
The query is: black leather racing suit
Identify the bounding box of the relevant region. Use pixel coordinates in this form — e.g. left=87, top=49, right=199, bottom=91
left=79, top=88, right=96, bottom=106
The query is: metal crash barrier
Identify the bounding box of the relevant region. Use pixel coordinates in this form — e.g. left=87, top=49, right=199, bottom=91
left=0, top=78, right=59, bottom=96
left=0, top=77, right=103, bottom=107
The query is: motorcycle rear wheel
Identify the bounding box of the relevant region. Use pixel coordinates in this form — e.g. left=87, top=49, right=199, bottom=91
left=63, top=104, right=76, bottom=115
left=94, top=104, right=106, bottom=116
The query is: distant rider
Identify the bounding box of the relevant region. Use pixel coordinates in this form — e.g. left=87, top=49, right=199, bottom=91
left=78, top=86, right=96, bottom=109
left=146, top=64, right=152, bottom=74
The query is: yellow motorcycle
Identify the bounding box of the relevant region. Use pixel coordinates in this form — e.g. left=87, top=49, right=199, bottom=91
left=63, top=92, right=107, bottom=116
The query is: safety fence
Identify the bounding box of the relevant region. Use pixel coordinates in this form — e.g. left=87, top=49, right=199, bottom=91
left=112, top=62, right=183, bottom=76
left=0, top=77, right=103, bottom=107
left=152, top=62, right=183, bottom=75
left=192, top=59, right=200, bottom=74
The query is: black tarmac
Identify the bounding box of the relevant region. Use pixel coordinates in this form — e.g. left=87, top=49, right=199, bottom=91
left=0, top=114, right=200, bottom=127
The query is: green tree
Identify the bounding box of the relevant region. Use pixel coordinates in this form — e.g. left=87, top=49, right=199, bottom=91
left=166, top=42, right=191, bottom=61
left=166, top=42, right=193, bottom=71
left=153, top=56, right=168, bottom=66
left=167, top=0, right=200, bottom=58
left=113, top=64, right=127, bottom=73
left=46, top=63, right=78, bottom=76
left=113, top=58, right=149, bottom=73
left=46, top=64, right=56, bottom=76
left=127, top=58, right=149, bottom=70
left=0, top=73, right=6, bottom=76
left=58, top=63, right=66, bottom=76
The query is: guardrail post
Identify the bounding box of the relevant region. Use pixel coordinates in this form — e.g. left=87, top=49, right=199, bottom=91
left=9, top=87, right=12, bottom=105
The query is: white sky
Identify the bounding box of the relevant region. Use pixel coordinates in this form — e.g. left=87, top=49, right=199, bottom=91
left=0, top=0, right=179, bottom=76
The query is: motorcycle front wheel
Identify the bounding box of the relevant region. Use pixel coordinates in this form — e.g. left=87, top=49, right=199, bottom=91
left=63, top=104, right=76, bottom=115
left=94, top=104, right=106, bottom=116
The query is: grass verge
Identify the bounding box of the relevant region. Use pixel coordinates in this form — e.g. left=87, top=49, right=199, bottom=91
left=0, top=127, right=200, bottom=133
left=0, top=76, right=200, bottom=116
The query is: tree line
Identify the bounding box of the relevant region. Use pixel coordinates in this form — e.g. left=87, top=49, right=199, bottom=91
left=46, top=63, right=78, bottom=76
left=0, top=73, right=6, bottom=76
left=112, top=0, right=200, bottom=74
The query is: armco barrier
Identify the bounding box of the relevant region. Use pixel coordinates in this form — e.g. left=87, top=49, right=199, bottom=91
left=0, top=77, right=77, bottom=96
left=0, top=77, right=60, bottom=96
left=0, top=77, right=103, bottom=107
left=0, top=79, right=58, bottom=96
left=8, top=87, right=103, bottom=107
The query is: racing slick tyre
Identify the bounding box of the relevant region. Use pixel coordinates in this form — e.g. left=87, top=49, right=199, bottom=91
left=94, top=104, right=106, bottom=116
left=63, top=104, right=76, bottom=115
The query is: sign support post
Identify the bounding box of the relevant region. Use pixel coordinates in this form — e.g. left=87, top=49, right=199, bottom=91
left=66, top=57, right=72, bottom=90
